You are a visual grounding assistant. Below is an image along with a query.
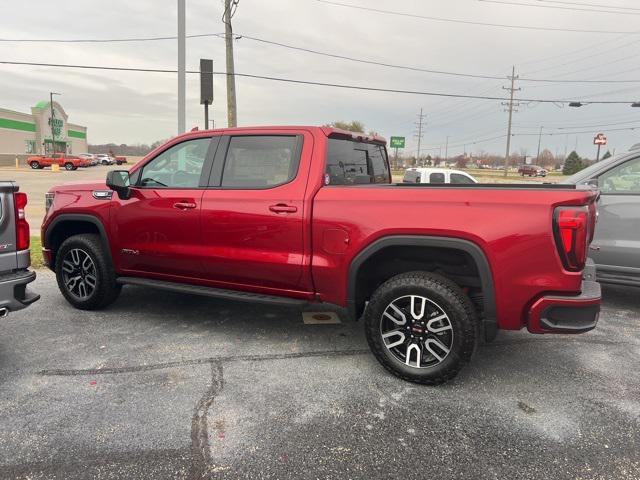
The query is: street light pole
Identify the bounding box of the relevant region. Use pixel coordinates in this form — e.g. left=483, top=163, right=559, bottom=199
left=49, top=92, right=61, bottom=154
left=177, top=0, right=186, bottom=134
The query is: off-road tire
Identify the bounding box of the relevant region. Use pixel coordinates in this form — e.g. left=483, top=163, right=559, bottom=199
left=55, top=234, right=121, bottom=310
left=364, top=271, right=478, bottom=385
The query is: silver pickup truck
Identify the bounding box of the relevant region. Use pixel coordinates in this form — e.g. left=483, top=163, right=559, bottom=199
left=0, top=181, right=39, bottom=316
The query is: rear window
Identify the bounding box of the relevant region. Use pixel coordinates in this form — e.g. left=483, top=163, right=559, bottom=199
left=451, top=173, right=474, bottom=184
left=430, top=172, right=445, bottom=184
left=326, top=139, right=390, bottom=185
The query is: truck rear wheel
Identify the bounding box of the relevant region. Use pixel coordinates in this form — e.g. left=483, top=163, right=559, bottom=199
left=64, top=162, right=76, bottom=171
left=364, top=271, right=477, bottom=385
left=55, top=234, right=121, bottom=310
left=30, top=161, right=40, bottom=169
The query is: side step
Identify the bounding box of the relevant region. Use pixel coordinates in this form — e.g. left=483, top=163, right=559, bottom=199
left=116, top=276, right=307, bottom=307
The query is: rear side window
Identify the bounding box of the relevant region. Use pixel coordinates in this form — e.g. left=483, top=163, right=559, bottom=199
left=430, top=172, right=445, bottom=184
left=451, top=173, right=474, bottom=184
left=326, top=139, right=390, bottom=185
left=221, top=136, right=300, bottom=188
left=403, top=171, right=421, bottom=183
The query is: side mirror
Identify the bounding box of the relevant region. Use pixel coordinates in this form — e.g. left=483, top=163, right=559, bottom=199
left=106, top=170, right=131, bottom=200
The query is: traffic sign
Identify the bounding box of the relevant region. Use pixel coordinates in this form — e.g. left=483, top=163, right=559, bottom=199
left=594, top=133, right=607, bottom=145
left=390, top=136, right=405, bottom=148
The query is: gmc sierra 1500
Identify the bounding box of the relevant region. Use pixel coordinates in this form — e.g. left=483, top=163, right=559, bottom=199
left=41, top=126, right=600, bottom=384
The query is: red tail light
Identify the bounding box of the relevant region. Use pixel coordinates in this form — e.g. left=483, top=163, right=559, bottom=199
left=14, top=192, right=30, bottom=251
left=553, top=205, right=589, bottom=272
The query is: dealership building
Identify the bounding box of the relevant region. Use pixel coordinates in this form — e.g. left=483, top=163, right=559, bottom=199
left=0, top=100, right=88, bottom=163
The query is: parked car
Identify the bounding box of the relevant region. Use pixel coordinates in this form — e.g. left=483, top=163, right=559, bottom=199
left=78, top=153, right=98, bottom=166
left=0, top=181, right=39, bottom=316
left=114, top=156, right=128, bottom=165
left=403, top=168, right=477, bottom=184
left=27, top=153, right=89, bottom=170
left=518, top=164, right=548, bottom=177
left=563, top=149, right=640, bottom=287
left=41, top=126, right=600, bottom=385
left=96, top=154, right=114, bottom=165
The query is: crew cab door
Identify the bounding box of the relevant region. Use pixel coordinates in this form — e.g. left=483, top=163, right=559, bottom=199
left=110, top=135, right=218, bottom=278
left=200, top=132, right=309, bottom=292
left=592, top=155, right=640, bottom=280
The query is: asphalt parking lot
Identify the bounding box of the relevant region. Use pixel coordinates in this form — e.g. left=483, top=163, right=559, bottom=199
left=0, top=272, right=638, bottom=479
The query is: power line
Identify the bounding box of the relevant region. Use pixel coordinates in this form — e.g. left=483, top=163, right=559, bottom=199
left=312, top=0, right=640, bottom=34
left=534, top=0, right=640, bottom=12
left=1, top=60, right=639, bottom=104
left=2, top=31, right=640, bottom=84
left=478, top=0, right=640, bottom=15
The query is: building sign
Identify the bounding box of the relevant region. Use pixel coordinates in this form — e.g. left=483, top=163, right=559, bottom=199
left=45, top=105, right=65, bottom=140
left=390, top=136, right=406, bottom=148
left=593, top=133, right=607, bottom=146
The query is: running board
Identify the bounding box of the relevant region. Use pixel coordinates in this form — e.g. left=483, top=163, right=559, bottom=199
left=116, top=277, right=307, bottom=307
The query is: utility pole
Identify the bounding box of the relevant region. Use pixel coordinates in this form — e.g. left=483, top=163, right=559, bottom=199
left=444, top=135, right=449, bottom=164
left=177, top=0, right=185, bottom=134
left=535, top=126, right=543, bottom=165
left=414, top=108, right=426, bottom=164
left=502, top=66, right=520, bottom=177
left=224, top=0, right=238, bottom=127
left=49, top=92, right=61, bottom=154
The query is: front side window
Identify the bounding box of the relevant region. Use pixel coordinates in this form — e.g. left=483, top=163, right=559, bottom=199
left=599, top=157, right=640, bottom=194
left=326, top=139, right=390, bottom=185
left=451, top=173, right=475, bottom=184
left=221, top=136, right=300, bottom=188
left=430, top=172, right=445, bottom=184
left=138, top=138, right=210, bottom=188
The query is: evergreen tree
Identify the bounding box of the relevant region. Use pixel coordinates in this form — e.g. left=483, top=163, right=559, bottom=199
left=563, top=151, right=583, bottom=175
left=601, top=150, right=612, bottom=160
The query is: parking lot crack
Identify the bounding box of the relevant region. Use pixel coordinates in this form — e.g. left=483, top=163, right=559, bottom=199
left=36, top=348, right=370, bottom=377
left=190, top=361, right=223, bottom=480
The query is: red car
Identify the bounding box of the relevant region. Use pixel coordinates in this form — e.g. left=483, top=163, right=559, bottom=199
left=41, top=126, right=600, bottom=384
left=518, top=164, right=548, bottom=177
left=27, top=153, right=90, bottom=171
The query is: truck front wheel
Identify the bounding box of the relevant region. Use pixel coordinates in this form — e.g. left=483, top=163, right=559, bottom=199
left=64, top=163, right=76, bottom=171
left=55, top=234, right=121, bottom=310
left=30, top=161, right=41, bottom=169
left=364, top=271, right=477, bottom=385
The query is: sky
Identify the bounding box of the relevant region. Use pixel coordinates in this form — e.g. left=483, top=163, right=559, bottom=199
left=1, top=0, right=639, bottom=159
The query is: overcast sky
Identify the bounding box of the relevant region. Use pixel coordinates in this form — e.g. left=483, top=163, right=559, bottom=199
left=2, top=0, right=639, bottom=159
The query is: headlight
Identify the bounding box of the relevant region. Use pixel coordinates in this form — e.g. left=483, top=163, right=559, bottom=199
left=45, top=192, right=55, bottom=213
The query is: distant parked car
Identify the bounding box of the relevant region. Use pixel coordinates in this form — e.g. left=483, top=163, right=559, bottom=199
left=27, top=153, right=89, bottom=170
left=563, top=149, right=640, bottom=287
left=403, top=168, right=477, bottom=184
left=518, top=165, right=547, bottom=177
left=96, top=154, right=114, bottom=165
left=78, top=154, right=98, bottom=166
left=114, top=156, right=128, bottom=165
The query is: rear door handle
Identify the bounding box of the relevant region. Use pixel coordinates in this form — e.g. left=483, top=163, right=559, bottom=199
left=269, top=204, right=297, bottom=214
left=173, top=201, right=197, bottom=210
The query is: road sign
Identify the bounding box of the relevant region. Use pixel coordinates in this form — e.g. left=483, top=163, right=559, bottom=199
left=594, top=133, right=607, bottom=145
left=390, top=136, right=406, bottom=149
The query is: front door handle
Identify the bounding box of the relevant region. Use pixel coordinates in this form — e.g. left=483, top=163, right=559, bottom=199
left=269, top=204, right=297, bottom=214
left=173, top=201, right=197, bottom=210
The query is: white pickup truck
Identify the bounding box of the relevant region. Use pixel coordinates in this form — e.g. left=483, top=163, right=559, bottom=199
left=0, top=181, right=39, bottom=316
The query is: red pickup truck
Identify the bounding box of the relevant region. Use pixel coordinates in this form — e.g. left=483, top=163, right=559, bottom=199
left=28, top=153, right=89, bottom=171
left=41, top=126, right=601, bottom=384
